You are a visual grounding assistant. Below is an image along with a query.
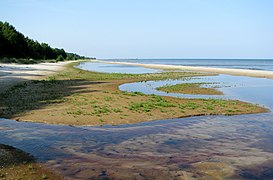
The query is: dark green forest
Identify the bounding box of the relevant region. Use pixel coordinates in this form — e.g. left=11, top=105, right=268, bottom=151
left=0, top=21, right=90, bottom=63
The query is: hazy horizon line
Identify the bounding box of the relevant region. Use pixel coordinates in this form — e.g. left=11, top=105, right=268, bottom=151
left=101, top=58, right=273, bottom=60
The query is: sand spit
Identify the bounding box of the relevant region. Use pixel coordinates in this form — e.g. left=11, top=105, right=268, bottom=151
left=95, top=60, right=273, bottom=79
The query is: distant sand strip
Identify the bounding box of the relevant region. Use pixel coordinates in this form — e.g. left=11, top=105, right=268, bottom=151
left=95, top=60, right=273, bottom=79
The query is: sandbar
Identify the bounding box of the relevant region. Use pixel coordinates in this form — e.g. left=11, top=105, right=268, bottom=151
left=95, top=60, right=273, bottom=79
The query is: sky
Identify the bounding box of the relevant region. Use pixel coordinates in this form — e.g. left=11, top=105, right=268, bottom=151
left=1, top=0, right=273, bottom=59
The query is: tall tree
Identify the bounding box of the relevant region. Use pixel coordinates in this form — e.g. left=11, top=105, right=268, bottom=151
left=0, top=21, right=87, bottom=62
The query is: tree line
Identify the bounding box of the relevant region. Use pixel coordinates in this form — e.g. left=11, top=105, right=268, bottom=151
left=0, top=21, right=92, bottom=63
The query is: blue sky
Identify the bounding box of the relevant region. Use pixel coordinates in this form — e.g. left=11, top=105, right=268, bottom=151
left=1, top=0, right=273, bottom=59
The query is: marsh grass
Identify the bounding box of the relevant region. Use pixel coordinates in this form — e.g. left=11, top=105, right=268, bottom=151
left=157, top=82, right=223, bottom=95
left=128, top=94, right=176, bottom=112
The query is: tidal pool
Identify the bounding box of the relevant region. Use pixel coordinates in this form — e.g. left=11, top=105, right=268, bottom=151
left=120, top=74, right=273, bottom=108
left=1, top=74, right=273, bottom=179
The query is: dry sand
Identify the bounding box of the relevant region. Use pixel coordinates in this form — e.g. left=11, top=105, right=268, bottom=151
left=95, top=60, right=273, bottom=79
left=0, top=61, right=72, bottom=92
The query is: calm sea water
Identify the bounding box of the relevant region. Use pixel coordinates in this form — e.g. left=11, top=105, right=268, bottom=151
left=107, top=59, right=273, bottom=71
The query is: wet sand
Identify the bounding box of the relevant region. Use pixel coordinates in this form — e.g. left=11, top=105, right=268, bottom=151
left=95, top=60, right=273, bottom=79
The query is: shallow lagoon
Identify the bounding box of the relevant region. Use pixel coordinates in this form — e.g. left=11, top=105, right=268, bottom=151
left=1, top=63, right=273, bottom=179
left=77, top=62, right=161, bottom=74
left=120, top=74, right=273, bottom=109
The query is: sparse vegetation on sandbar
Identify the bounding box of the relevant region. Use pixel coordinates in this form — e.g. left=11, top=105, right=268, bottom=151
left=0, top=62, right=268, bottom=126
left=157, top=82, right=223, bottom=95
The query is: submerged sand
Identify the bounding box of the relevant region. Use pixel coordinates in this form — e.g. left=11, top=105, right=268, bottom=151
left=95, top=60, right=273, bottom=79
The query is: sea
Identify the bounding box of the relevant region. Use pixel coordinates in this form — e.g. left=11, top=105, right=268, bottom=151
left=106, top=59, right=273, bottom=71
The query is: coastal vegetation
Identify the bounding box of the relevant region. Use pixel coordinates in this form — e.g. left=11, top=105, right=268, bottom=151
left=157, top=82, right=223, bottom=95
left=0, top=21, right=90, bottom=63
left=0, top=62, right=267, bottom=126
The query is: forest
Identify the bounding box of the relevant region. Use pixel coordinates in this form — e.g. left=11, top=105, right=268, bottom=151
left=0, top=21, right=89, bottom=63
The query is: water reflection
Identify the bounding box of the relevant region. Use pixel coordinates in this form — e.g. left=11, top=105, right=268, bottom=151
left=1, top=74, right=273, bottom=179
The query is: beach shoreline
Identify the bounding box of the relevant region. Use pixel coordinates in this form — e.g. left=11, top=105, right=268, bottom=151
left=0, top=61, right=75, bottom=93
left=95, top=60, right=273, bottom=79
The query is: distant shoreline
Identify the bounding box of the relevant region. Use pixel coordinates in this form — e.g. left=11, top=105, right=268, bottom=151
left=94, top=60, right=273, bottom=79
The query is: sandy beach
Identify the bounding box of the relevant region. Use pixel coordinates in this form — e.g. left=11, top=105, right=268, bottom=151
left=95, top=60, right=273, bottom=79
left=0, top=61, right=73, bottom=92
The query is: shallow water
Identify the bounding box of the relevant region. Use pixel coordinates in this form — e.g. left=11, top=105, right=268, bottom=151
left=1, top=112, right=273, bottom=179
left=120, top=74, right=273, bottom=109
left=1, top=73, right=273, bottom=178
left=77, top=62, right=161, bottom=74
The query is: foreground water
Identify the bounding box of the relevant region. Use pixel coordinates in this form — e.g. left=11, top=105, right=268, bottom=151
left=1, top=65, right=273, bottom=179
left=108, top=58, right=273, bottom=71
